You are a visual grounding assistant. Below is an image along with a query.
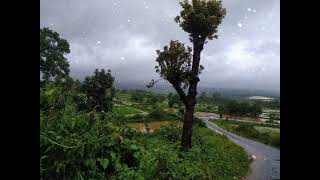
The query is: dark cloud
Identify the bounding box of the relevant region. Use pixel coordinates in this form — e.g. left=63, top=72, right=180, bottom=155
left=41, top=0, right=279, bottom=91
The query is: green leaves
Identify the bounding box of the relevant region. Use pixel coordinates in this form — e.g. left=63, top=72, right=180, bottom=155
left=81, top=69, right=115, bottom=113
left=176, top=0, right=226, bottom=41
left=130, top=144, right=139, bottom=150
left=84, top=159, right=96, bottom=168
left=40, top=27, right=70, bottom=83
left=98, top=158, right=109, bottom=170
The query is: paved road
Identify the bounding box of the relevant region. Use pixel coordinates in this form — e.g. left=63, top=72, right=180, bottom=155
left=197, top=116, right=280, bottom=180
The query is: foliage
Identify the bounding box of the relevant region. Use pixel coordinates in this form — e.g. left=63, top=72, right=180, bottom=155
left=193, top=117, right=206, bottom=127
left=154, top=125, right=182, bottom=142
left=40, top=81, right=249, bottom=179
left=40, top=27, right=70, bottom=83
left=149, top=107, right=179, bottom=120
left=112, top=106, right=141, bottom=116
left=175, top=0, right=226, bottom=41
left=130, top=92, right=145, bottom=103
left=40, top=83, right=143, bottom=179
left=168, top=93, right=183, bottom=108
left=218, top=100, right=263, bottom=117
left=146, top=93, right=165, bottom=105
left=81, top=69, right=115, bottom=113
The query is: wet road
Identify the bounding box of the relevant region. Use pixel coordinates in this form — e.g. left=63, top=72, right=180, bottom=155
left=197, top=116, right=280, bottom=180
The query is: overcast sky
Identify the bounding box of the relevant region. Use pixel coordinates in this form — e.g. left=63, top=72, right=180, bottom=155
left=40, top=0, right=279, bottom=91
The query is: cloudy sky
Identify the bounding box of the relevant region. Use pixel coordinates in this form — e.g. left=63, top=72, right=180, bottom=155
left=40, top=0, right=279, bottom=91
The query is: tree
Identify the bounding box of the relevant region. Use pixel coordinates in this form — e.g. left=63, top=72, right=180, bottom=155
left=81, top=69, right=115, bottom=114
left=40, top=27, right=70, bottom=84
left=150, top=0, right=226, bottom=148
left=250, top=104, right=262, bottom=117
left=218, top=104, right=225, bottom=118
left=131, top=92, right=144, bottom=103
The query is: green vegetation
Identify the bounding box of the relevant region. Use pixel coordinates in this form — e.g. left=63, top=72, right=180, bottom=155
left=40, top=81, right=249, bottom=179
left=212, top=119, right=280, bottom=149
left=218, top=100, right=262, bottom=117
left=112, top=106, right=142, bottom=116
left=41, top=27, right=250, bottom=179
left=40, top=27, right=70, bottom=84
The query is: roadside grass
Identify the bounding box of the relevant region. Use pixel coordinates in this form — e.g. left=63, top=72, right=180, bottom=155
left=212, top=119, right=280, bottom=149
left=133, top=125, right=250, bottom=180
left=213, top=118, right=280, bottom=128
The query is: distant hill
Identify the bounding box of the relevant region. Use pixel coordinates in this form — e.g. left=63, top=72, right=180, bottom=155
left=114, top=82, right=280, bottom=98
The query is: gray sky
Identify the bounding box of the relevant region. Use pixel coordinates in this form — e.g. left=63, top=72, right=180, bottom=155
left=40, top=0, right=279, bottom=92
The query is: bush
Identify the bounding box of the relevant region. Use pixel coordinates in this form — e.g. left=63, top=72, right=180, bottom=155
left=193, top=117, right=206, bottom=127
left=149, top=108, right=163, bottom=119
left=270, top=133, right=280, bottom=148
left=154, top=125, right=182, bottom=142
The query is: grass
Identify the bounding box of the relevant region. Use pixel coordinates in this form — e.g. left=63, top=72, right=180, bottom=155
left=213, top=118, right=280, bottom=128
left=195, top=103, right=218, bottom=113
left=212, top=119, right=280, bottom=149
left=112, top=105, right=142, bottom=116
left=133, top=125, right=250, bottom=180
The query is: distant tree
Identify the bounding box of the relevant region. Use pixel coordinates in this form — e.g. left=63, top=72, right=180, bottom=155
left=149, top=0, right=226, bottom=148
left=218, top=104, right=225, bottom=118
left=146, top=94, right=160, bottom=105
left=168, top=100, right=174, bottom=108
left=250, top=104, right=262, bottom=117
left=81, top=69, right=115, bottom=114
left=199, top=91, right=206, bottom=99
left=168, top=94, right=183, bottom=108
left=40, top=27, right=70, bottom=84
left=269, top=112, right=279, bottom=123
left=131, top=92, right=144, bottom=103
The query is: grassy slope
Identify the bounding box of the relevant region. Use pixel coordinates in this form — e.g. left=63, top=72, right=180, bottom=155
left=115, top=92, right=250, bottom=179
left=136, top=126, right=249, bottom=180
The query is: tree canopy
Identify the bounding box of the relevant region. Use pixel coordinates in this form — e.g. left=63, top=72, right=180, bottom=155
left=40, top=27, right=70, bottom=83
left=175, top=0, right=226, bottom=42
left=81, top=69, right=115, bottom=113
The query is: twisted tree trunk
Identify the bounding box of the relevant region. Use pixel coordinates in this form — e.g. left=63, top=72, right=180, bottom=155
left=180, top=37, right=204, bottom=149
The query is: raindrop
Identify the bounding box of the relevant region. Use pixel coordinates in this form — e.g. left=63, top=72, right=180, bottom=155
left=237, top=23, right=242, bottom=28
left=247, top=8, right=252, bottom=12
left=120, top=57, right=125, bottom=60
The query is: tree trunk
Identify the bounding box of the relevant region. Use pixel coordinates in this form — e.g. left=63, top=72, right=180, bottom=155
left=180, top=37, right=204, bottom=149
left=181, top=104, right=195, bottom=148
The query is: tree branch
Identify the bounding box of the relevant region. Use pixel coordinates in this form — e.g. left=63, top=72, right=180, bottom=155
left=172, top=82, right=187, bottom=105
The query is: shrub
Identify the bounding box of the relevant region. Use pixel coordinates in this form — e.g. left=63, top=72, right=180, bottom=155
left=149, top=108, right=163, bottom=119
left=193, top=117, right=206, bottom=127
left=154, top=125, right=182, bottom=142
